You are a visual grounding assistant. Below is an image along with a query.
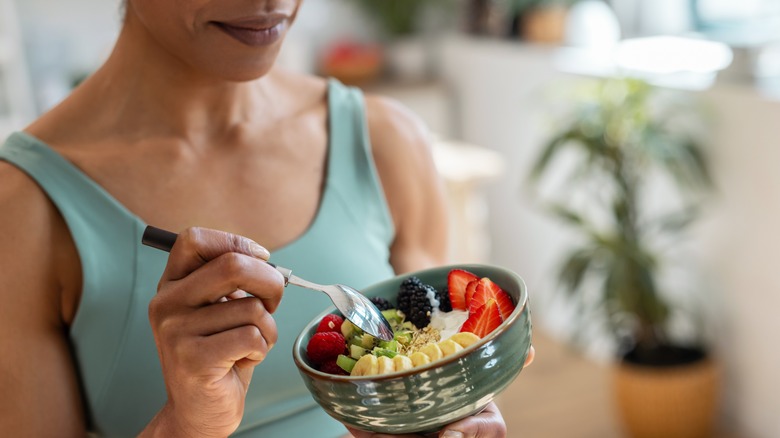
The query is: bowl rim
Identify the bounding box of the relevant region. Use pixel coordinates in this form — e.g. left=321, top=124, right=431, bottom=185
left=292, top=263, right=529, bottom=381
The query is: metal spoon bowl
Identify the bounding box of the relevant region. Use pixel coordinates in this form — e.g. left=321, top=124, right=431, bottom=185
left=141, top=226, right=394, bottom=341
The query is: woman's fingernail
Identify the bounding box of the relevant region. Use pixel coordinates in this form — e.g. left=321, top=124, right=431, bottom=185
left=249, top=242, right=270, bottom=260
left=442, top=431, right=465, bottom=438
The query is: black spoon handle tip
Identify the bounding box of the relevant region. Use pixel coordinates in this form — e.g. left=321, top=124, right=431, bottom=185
left=142, top=226, right=177, bottom=252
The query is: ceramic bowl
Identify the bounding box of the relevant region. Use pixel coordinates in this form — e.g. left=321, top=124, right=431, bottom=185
left=292, top=264, right=532, bottom=435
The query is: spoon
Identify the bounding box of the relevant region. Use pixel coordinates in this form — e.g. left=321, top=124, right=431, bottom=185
left=141, top=226, right=394, bottom=341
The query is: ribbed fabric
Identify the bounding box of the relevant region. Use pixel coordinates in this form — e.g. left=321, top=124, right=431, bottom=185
left=0, top=79, right=396, bottom=437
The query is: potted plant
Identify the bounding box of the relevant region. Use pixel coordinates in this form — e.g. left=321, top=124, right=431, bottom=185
left=510, top=0, right=578, bottom=44
left=346, top=0, right=450, bottom=81
left=529, top=77, right=720, bottom=438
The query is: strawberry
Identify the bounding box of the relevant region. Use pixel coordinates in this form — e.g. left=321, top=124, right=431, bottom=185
left=316, top=314, right=344, bottom=334
left=469, top=277, right=516, bottom=320
left=494, top=289, right=515, bottom=321
left=306, top=332, right=346, bottom=365
left=460, top=298, right=502, bottom=338
left=465, top=280, right=479, bottom=306
left=468, top=281, right=492, bottom=314
left=448, top=269, right=479, bottom=311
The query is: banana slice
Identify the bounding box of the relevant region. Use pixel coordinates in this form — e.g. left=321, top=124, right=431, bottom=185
left=438, top=339, right=464, bottom=357
left=409, top=351, right=432, bottom=367
left=419, top=343, right=444, bottom=362
left=393, top=354, right=414, bottom=372
left=449, top=332, right=481, bottom=348
left=377, top=356, right=396, bottom=375
left=351, top=354, right=379, bottom=377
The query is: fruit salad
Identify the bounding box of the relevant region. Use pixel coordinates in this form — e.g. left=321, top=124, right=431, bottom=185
left=305, top=269, right=516, bottom=377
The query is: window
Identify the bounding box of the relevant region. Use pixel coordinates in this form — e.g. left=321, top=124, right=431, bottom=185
left=695, top=0, right=780, bottom=25
left=693, top=0, right=780, bottom=46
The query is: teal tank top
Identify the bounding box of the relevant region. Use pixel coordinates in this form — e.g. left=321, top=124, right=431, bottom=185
left=0, top=80, right=396, bottom=437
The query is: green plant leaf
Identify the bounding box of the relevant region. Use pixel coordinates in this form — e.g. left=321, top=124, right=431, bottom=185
left=529, top=129, right=578, bottom=182
left=646, top=207, right=700, bottom=235
left=546, top=203, right=586, bottom=227
left=558, top=247, right=596, bottom=293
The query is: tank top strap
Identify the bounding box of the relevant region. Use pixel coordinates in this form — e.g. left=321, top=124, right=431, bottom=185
left=325, top=79, right=395, bottom=244
left=0, top=132, right=143, bottom=228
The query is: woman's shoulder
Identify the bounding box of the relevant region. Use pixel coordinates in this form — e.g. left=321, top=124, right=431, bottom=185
left=363, top=94, right=432, bottom=156
left=361, top=93, right=448, bottom=269
left=0, top=159, right=53, bottom=224
left=0, top=157, right=67, bottom=253
left=0, top=155, right=82, bottom=322
left=0, top=158, right=65, bottom=282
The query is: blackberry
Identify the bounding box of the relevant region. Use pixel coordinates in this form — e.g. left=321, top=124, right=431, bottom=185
left=438, top=286, right=453, bottom=312
left=397, top=276, right=436, bottom=329
left=370, top=296, right=393, bottom=311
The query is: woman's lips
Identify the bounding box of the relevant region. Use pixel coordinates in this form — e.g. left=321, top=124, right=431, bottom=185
left=213, top=17, right=287, bottom=47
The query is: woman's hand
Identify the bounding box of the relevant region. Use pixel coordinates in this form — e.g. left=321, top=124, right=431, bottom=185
left=141, top=227, right=284, bottom=438
left=345, top=347, right=535, bottom=438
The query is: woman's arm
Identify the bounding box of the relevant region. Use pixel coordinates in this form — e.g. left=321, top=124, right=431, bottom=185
left=0, top=163, right=86, bottom=437
left=365, top=95, right=450, bottom=273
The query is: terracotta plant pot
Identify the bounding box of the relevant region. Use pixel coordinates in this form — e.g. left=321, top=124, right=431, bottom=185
left=521, top=6, right=568, bottom=44
left=613, top=349, right=720, bottom=438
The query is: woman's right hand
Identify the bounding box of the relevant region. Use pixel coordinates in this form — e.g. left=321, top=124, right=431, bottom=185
left=141, top=227, right=284, bottom=438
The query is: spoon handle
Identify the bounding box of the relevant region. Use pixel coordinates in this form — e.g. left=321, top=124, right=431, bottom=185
left=141, top=225, right=177, bottom=252
left=141, top=225, right=293, bottom=284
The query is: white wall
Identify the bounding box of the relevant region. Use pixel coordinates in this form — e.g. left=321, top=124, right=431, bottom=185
left=13, top=0, right=122, bottom=111
left=440, top=35, right=780, bottom=437
left=698, top=85, right=780, bottom=436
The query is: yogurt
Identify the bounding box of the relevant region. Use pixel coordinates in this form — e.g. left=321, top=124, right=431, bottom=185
left=429, top=308, right=469, bottom=340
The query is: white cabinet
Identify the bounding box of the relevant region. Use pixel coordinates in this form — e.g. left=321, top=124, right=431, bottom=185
left=0, top=0, right=35, bottom=138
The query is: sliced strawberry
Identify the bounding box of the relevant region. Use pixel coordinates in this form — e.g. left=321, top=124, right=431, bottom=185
left=465, top=280, right=479, bottom=307
left=468, top=281, right=491, bottom=314
left=460, top=299, right=502, bottom=338
left=494, top=289, right=516, bottom=320
left=474, top=277, right=516, bottom=320
left=448, top=269, right=479, bottom=311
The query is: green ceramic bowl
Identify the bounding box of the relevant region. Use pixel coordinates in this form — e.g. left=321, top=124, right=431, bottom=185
left=292, top=264, right=532, bottom=435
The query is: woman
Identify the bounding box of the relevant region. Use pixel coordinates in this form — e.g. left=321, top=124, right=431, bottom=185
left=0, top=0, right=532, bottom=436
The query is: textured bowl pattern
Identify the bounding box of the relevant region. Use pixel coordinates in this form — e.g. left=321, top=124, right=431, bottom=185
left=292, top=264, right=532, bottom=434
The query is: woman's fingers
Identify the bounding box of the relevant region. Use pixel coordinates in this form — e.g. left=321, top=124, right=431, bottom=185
left=169, top=323, right=275, bottom=384
left=161, top=227, right=271, bottom=281
left=345, top=427, right=424, bottom=438
left=524, top=346, right=535, bottom=367
left=182, top=297, right=278, bottom=343
left=437, top=402, right=506, bottom=438
left=167, top=251, right=284, bottom=310
left=204, top=324, right=275, bottom=365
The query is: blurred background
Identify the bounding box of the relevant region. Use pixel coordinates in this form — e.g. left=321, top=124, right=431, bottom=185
left=2, top=0, right=779, bottom=437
